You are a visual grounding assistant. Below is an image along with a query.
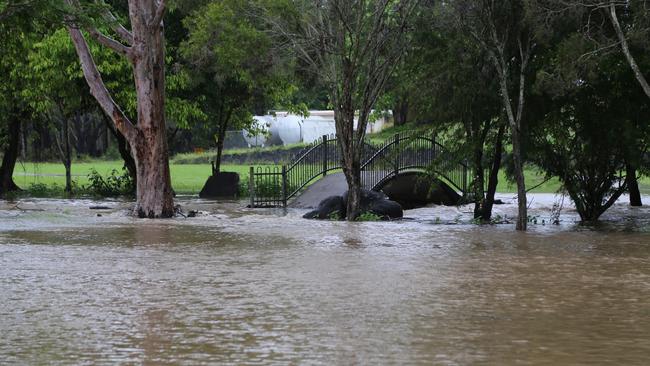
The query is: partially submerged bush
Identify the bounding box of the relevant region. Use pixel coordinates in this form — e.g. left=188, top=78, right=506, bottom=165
left=356, top=211, right=382, bottom=222
left=83, top=168, right=134, bottom=197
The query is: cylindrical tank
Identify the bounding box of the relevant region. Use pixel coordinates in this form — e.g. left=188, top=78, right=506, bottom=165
left=276, top=115, right=303, bottom=145
left=301, top=116, right=336, bottom=144
left=242, top=116, right=271, bottom=147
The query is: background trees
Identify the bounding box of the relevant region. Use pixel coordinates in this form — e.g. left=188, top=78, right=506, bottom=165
left=0, top=0, right=648, bottom=225
left=180, top=0, right=298, bottom=174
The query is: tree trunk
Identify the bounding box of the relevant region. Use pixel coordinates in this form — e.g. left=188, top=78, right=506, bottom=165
left=212, top=107, right=232, bottom=175
left=512, top=132, right=527, bottom=230
left=609, top=2, right=650, bottom=100
left=106, top=120, right=137, bottom=187
left=214, top=133, right=226, bottom=175
left=0, top=116, right=22, bottom=195
left=472, top=141, right=485, bottom=219
left=133, top=135, right=174, bottom=217
left=492, top=47, right=528, bottom=230
left=627, top=163, right=642, bottom=206
left=480, top=123, right=505, bottom=221
left=20, top=121, right=26, bottom=161
left=67, top=0, right=174, bottom=217
left=393, top=98, right=409, bottom=126
left=335, top=83, right=364, bottom=221
left=130, top=2, right=174, bottom=217
left=63, top=116, right=72, bottom=193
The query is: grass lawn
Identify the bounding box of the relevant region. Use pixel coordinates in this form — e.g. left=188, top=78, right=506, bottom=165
left=12, top=160, right=650, bottom=196
left=12, top=161, right=274, bottom=195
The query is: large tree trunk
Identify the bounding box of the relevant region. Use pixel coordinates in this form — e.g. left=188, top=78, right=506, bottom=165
left=67, top=0, right=174, bottom=217
left=626, top=163, right=642, bottom=207
left=0, top=115, right=22, bottom=195
left=130, top=2, right=174, bottom=217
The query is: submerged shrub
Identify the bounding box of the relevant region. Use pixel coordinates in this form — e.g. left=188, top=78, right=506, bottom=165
left=356, top=211, right=382, bottom=222
left=25, top=183, right=66, bottom=198
left=83, top=168, right=134, bottom=197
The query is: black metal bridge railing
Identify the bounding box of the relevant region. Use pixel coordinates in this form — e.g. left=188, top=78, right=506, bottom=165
left=248, top=133, right=470, bottom=208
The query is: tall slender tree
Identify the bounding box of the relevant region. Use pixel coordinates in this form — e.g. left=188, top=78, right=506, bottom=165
left=446, top=0, right=537, bottom=230
left=267, top=0, right=417, bottom=220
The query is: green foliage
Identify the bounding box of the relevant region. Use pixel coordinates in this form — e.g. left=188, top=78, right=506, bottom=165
left=26, top=182, right=65, bottom=198
left=356, top=212, right=382, bottom=222
left=327, top=211, right=342, bottom=221
left=178, top=0, right=300, bottom=163
left=84, top=168, right=134, bottom=197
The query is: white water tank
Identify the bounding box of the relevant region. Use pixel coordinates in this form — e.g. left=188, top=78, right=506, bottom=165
left=301, top=116, right=336, bottom=144
left=277, top=115, right=303, bottom=145
left=243, top=116, right=271, bottom=147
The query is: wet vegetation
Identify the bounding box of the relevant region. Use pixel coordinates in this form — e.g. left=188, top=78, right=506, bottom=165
left=0, top=0, right=648, bottom=225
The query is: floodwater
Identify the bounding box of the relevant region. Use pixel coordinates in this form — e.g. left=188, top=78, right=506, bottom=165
left=1, top=194, right=650, bottom=365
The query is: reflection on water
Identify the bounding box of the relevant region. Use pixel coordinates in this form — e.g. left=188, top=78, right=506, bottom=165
left=1, top=194, right=650, bottom=364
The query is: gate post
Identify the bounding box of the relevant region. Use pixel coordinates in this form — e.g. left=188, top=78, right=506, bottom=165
left=281, top=165, right=288, bottom=208
left=249, top=166, right=255, bottom=208
left=322, top=134, right=328, bottom=177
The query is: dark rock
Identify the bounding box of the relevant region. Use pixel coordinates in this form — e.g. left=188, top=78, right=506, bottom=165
left=305, top=189, right=402, bottom=220
left=369, top=199, right=403, bottom=220
left=341, top=188, right=388, bottom=211
left=303, top=195, right=346, bottom=220
left=89, top=206, right=111, bottom=210
left=380, top=172, right=462, bottom=209
left=199, top=172, right=240, bottom=198
left=188, top=210, right=198, bottom=218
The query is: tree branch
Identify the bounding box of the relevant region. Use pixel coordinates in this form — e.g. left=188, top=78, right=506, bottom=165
left=66, top=25, right=137, bottom=142
left=99, top=5, right=133, bottom=45
left=150, top=0, right=165, bottom=28
left=86, top=27, right=133, bottom=60
left=609, top=1, right=650, bottom=100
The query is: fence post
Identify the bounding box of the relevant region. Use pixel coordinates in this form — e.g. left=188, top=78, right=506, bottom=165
left=394, top=133, right=399, bottom=177
left=462, top=163, right=468, bottom=195
left=322, top=134, right=328, bottom=177
left=249, top=166, right=255, bottom=208
left=281, top=165, right=288, bottom=208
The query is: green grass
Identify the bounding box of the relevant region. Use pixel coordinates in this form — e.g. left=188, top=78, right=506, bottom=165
left=12, top=160, right=650, bottom=197
left=12, top=161, right=276, bottom=195
left=496, top=169, right=650, bottom=195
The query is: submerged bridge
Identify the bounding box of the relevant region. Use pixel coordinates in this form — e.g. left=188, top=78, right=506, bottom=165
left=248, top=133, right=471, bottom=208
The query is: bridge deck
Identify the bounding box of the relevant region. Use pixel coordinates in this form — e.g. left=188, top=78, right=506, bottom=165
left=289, top=172, right=383, bottom=209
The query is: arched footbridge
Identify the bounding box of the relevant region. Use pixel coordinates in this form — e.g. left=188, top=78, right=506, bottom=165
left=248, top=133, right=471, bottom=208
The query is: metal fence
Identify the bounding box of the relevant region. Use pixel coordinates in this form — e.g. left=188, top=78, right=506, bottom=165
left=249, top=133, right=470, bottom=207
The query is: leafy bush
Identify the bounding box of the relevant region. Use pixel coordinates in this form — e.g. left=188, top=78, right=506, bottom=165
left=83, top=168, right=134, bottom=197
left=356, top=211, right=382, bottom=221
left=25, top=183, right=66, bottom=198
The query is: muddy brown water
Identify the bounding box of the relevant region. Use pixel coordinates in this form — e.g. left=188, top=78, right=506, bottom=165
left=1, top=194, right=650, bottom=365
